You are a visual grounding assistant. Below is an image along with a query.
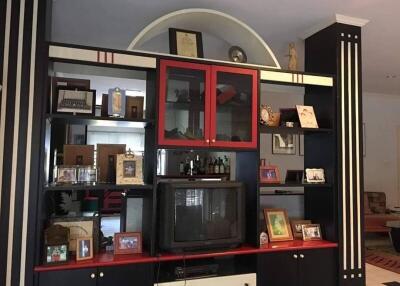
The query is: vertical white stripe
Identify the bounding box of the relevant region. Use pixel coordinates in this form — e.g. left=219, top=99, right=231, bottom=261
left=20, top=0, right=38, bottom=285
left=341, top=40, right=347, bottom=271
left=6, top=0, right=25, bottom=285
left=348, top=41, right=355, bottom=270
left=355, top=43, right=362, bottom=269
left=0, top=0, right=13, bottom=219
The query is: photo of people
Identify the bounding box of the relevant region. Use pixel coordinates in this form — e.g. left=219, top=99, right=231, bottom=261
left=119, top=236, right=138, bottom=250
left=114, top=232, right=142, bottom=254
left=305, top=168, right=325, bottom=183
left=76, top=238, right=93, bottom=261
left=123, top=161, right=136, bottom=178
left=57, top=168, right=76, bottom=183
left=302, top=224, right=322, bottom=241
left=296, top=105, right=319, bottom=128
left=46, top=245, right=68, bottom=264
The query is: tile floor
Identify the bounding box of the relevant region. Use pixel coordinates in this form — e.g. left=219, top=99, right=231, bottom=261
left=366, top=263, right=400, bottom=286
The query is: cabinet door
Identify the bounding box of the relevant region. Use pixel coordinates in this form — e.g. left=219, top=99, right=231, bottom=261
left=158, top=60, right=211, bottom=147
left=298, top=248, right=337, bottom=286
left=257, top=251, right=298, bottom=286
left=97, top=263, right=153, bottom=286
left=210, top=66, right=258, bottom=149
left=38, top=268, right=97, bottom=286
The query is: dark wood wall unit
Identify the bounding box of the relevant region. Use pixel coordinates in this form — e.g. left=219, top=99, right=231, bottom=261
left=305, top=23, right=365, bottom=286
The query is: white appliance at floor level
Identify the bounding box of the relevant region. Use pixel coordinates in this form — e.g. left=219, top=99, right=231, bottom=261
left=155, top=273, right=256, bottom=286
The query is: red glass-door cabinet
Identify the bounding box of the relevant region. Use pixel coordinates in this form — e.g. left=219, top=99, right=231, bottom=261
left=158, top=59, right=258, bottom=149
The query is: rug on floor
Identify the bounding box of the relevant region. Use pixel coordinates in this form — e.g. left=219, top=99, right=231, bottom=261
left=366, top=249, right=400, bottom=274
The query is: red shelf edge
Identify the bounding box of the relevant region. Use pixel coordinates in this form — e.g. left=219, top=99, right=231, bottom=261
left=34, top=240, right=337, bottom=272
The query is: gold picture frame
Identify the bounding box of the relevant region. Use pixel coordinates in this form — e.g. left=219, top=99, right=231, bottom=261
left=264, top=208, right=293, bottom=242
left=116, top=152, right=143, bottom=185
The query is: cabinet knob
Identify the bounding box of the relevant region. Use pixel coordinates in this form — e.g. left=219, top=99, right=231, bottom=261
left=99, top=272, right=104, bottom=278
left=293, top=254, right=298, bottom=259
left=211, top=139, right=216, bottom=143
left=206, top=139, right=210, bottom=143
left=300, top=254, right=304, bottom=259
left=90, top=273, right=96, bottom=279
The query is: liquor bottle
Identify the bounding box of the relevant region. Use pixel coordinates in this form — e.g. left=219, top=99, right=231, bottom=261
left=224, top=155, right=230, bottom=175
left=219, top=157, right=225, bottom=174
left=194, top=155, right=201, bottom=175
left=208, top=157, right=214, bottom=174
left=214, top=158, right=219, bottom=174
left=184, top=157, right=190, bottom=175
left=179, top=161, right=184, bottom=175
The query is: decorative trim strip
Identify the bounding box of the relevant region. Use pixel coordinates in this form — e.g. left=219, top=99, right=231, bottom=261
left=260, top=70, right=333, bottom=86
left=341, top=40, right=347, bottom=271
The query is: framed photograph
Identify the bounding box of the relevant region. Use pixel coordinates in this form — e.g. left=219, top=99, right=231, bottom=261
left=260, top=161, right=280, bottom=184
left=126, top=96, right=144, bottom=119
left=63, top=145, right=94, bottom=165
left=116, top=153, right=143, bottom=185
left=108, top=87, right=126, bottom=117
left=51, top=217, right=99, bottom=254
left=97, top=144, right=126, bottom=182
left=263, top=209, right=293, bottom=242
left=291, top=220, right=312, bottom=239
left=51, top=77, right=90, bottom=114
left=169, top=28, right=204, bottom=58
left=302, top=224, right=323, bottom=241
left=56, top=166, right=77, bottom=184
left=305, top=168, right=325, bottom=183
left=44, top=244, right=69, bottom=265
left=296, top=105, right=319, bottom=128
left=272, top=134, right=296, bottom=155
left=55, top=87, right=96, bottom=115
left=77, top=166, right=97, bottom=184
left=76, top=237, right=93, bottom=261
left=114, top=232, right=142, bottom=255
left=285, top=170, right=304, bottom=183
left=121, top=194, right=147, bottom=233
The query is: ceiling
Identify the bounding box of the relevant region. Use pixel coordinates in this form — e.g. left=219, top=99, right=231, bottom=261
left=51, top=0, right=400, bottom=95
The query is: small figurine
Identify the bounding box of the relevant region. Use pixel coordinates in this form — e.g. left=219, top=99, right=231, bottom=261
left=260, top=231, right=269, bottom=246
left=287, top=43, right=298, bottom=71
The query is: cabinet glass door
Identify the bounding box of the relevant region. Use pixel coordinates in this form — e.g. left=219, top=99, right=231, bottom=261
left=210, top=66, right=258, bottom=148
left=158, top=60, right=210, bottom=147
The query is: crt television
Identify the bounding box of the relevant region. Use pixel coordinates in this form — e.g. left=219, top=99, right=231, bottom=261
left=158, top=181, right=245, bottom=252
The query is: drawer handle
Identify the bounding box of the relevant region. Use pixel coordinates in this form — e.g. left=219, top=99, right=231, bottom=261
left=300, top=254, right=305, bottom=259
left=293, top=254, right=298, bottom=259
left=90, top=273, right=96, bottom=279
left=99, top=272, right=104, bottom=278
left=211, top=139, right=216, bottom=143
left=206, top=139, right=210, bottom=143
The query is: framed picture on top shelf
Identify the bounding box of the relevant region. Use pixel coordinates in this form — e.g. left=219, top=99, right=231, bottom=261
left=264, top=208, right=293, bottom=242
left=305, top=168, right=325, bottom=183
left=54, top=87, right=96, bottom=115
left=169, top=28, right=204, bottom=58
left=272, top=134, right=296, bottom=155
left=296, top=105, right=318, bottom=128
left=260, top=159, right=280, bottom=184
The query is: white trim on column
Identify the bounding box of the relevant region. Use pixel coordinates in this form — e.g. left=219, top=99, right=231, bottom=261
left=19, top=0, right=38, bottom=284
left=341, top=40, right=347, bottom=271
left=6, top=0, right=25, bottom=285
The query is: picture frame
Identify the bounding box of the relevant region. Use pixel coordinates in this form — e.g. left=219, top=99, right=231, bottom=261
left=263, top=209, right=293, bottom=242
left=169, top=28, right=204, bottom=58
left=55, top=87, right=96, bottom=115
left=44, top=244, right=69, bottom=265
left=51, top=217, right=99, bottom=254
left=290, top=219, right=312, bottom=239
left=305, top=168, right=325, bottom=183
left=296, top=105, right=319, bottom=128
left=77, top=166, right=97, bottom=184
left=76, top=237, right=94, bottom=261
left=259, top=160, right=280, bottom=184
left=63, top=145, right=94, bottom=165
left=56, top=166, right=77, bottom=184
left=126, top=96, right=144, bottom=119
left=114, top=232, right=142, bottom=255
left=108, top=87, right=126, bottom=117
left=51, top=77, right=90, bottom=114
left=302, top=224, right=323, bottom=241
left=285, top=170, right=304, bottom=183
left=272, top=134, right=296, bottom=155
left=116, top=152, right=143, bottom=185
left=97, top=144, right=126, bottom=183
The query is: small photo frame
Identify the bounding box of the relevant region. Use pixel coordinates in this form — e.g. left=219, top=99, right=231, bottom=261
left=108, top=87, right=126, bottom=117
left=77, top=166, right=97, bottom=184
left=169, top=28, right=204, bottom=58
left=114, top=232, right=142, bottom=255
left=76, top=237, right=93, bottom=261
left=272, top=134, right=296, bottom=155
left=56, top=166, right=77, bottom=184
left=126, top=96, right=144, bottom=119
left=260, top=160, right=280, bottom=184
left=116, top=153, right=143, bottom=185
left=55, top=87, right=96, bottom=115
left=264, top=209, right=293, bottom=242
left=290, top=220, right=312, bottom=239
left=302, top=224, right=323, bottom=241
left=305, top=168, right=325, bottom=183
left=296, top=105, right=318, bottom=128
left=44, top=244, right=69, bottom=265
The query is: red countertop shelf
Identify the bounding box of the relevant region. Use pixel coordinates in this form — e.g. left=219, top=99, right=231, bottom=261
left=34, top=240, right=337, bottom=272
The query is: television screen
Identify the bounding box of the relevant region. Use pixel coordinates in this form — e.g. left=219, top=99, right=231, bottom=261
left=174, top=188, right=238, bottom=242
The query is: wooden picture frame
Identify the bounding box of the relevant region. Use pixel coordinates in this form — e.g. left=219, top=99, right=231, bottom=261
left=44, top=244, right=69, bottom=265
left=263, top=209, right=293, bottom=242
left=260, top=160, right=280, bottom=184
left=97, top=144, right=126, bottom=182
left=114, top=232, right=142, bottom=255
left=76, top=237, right=94, bottom=261
left=55, top=86, right=96, bottom=115
left=63, top=144, right=94, bottom=165
left=290, top=220, right=311, bottom=239
left=126, top=96, right=144, bottom=119
left=116, top=153, right=143, bottom=185
left=302, top=224, right=323, bottom=241
left=169, top=28, right=204, bottom=58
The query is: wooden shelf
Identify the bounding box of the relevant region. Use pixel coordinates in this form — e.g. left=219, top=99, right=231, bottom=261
left=46, top=113, right=153, bottom=128
left=44, top=183, right=153, bottom=192
left=259, top=183, right=332, bottom=188
left=34, top=240, right=337, bottom=272
left=260, top=125, right=333, bottom=134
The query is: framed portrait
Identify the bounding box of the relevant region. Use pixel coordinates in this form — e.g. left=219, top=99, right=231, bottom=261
left=63, top=145, right=94, bottom=165
left=76, top=237, right=93, bottom=261
left=263, top=209, right=293, bottom=242
left=77, top=166, right=97, bottom=184
left=56, top=166, right=77, bottom=184
left=108, top=87, right=126, bottom=117
left=305, top=168, right=325, bottom=183
left=260, top=160, right=280, bottom=184
left=55, top=87, right=96, bottom=115
left=169, top=28, right=204, bottom=58
left=44, top=244, right=69, bottom=265
left=290, top=220, right=312, bottom=239
left=302, top=224, right=323, bottom=241
left=116, top=153, right=143, bottom=185
left=296, top=105, right=318, bottom=128
left=272, top=134, right=296, bottom=155
left=114, top=232, right=142, bottom=255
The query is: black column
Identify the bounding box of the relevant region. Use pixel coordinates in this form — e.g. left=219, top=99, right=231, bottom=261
left=305, top=23, right=365, bottom=286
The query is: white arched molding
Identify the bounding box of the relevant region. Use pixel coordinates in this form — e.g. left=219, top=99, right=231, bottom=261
left=127, top=8, right=281, bottom=69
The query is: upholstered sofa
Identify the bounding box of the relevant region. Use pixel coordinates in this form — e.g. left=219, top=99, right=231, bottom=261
left=364, top=192, right=400, bottom=233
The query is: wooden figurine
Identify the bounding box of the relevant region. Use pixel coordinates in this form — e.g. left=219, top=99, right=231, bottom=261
left=288, top=43, right=298, bottom=71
